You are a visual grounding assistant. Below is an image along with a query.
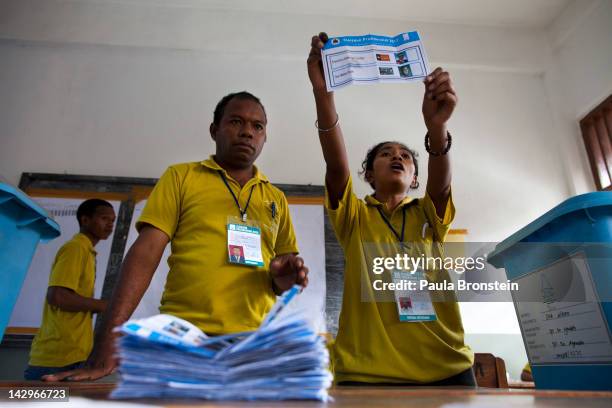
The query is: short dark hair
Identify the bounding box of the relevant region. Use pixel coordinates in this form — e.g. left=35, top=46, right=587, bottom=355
left=213, top=91, right=267, bottom=126
left=76, top=199, right=113, bottom=227
left=359, top=141, right=419, bottom=190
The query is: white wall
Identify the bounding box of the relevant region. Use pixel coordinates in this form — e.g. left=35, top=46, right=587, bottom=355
left=1, top=0, right=610, bottom=380
left=543, top=0, right=612, bottom=195
left=0, top=0, right=571, bottom=243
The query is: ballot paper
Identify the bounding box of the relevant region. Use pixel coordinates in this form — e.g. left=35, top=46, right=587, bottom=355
left=321, top=31, right=430, bottom=91
left=111, top=286, right=332, bottom=401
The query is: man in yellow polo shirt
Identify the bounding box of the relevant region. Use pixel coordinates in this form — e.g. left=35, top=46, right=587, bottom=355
left=45, top=91, right=309, bottom=382
left=25, top=199, right=115, bottom=380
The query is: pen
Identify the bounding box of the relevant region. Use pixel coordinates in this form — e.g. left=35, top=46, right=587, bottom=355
left=422, top=222, right=429, bottom=239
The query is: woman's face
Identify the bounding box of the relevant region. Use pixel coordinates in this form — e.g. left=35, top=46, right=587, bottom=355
left=368, top=143, right=417, bottom=192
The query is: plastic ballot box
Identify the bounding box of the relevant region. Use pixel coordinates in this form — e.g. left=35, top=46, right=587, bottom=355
left=488, top=192, right=612, bottom=390
left=0, top=183, right=60, bottom=340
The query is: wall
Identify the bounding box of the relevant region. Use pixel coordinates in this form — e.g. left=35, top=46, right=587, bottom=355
left=0, top=0, right=570, bottom=243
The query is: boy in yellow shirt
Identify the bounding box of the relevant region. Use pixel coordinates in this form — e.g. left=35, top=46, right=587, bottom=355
left=25, top=199, right=115, bottom=380
left=45, top=92, right=309, bottom=382
left=307, top=33, right=474, bottom=385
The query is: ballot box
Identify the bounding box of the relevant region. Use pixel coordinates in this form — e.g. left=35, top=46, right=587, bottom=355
left=0, top=182, right=60, bottom=340
left=488, top=192, right=612, bottom=391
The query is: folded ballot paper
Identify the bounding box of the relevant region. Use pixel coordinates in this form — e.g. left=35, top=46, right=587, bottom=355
left=110, top=285, right=332, bottom=401
left=322, top=31, right=430, bottom=91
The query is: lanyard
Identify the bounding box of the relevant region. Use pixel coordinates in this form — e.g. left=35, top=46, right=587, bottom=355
left=218, top=171, right=255, bottom=222
left=376, top=205, right=407, bottom=244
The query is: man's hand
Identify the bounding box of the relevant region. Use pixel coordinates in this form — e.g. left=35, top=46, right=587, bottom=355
left=307, top=32, right=329, bottom=92
left=270, top=254, right=309, bottom=294
left=422, top=67, right=457, bottom=131
left=42, top=341, right=117, bottom=382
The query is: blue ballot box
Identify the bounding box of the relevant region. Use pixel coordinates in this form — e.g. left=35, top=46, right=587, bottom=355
left=488, top=192, right=612, bottom=390
left=0, top=183, right=60, bottom=340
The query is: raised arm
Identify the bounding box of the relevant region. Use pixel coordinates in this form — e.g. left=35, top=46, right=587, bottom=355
left=307, top=33, right=350, bottom=209
left=422, top=67, right=457, bottom=218
left=43, top=225, right=169, bottom=382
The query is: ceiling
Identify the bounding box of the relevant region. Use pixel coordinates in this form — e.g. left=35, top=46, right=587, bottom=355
left=93, top=0, right=574, bottom=28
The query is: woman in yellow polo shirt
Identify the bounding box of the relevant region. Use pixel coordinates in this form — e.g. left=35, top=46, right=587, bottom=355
left=307, top=33, right=475, bottom=386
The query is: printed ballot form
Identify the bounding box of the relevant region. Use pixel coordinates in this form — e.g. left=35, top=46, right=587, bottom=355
left=322, top=31, right=430, bottom=91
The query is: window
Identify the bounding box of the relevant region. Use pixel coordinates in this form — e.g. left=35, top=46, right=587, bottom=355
left=580, top=95, right=612, bottom=191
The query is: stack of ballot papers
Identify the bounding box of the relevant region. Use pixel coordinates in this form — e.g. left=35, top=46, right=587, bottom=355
left=110, top=285, right=332, bottom=401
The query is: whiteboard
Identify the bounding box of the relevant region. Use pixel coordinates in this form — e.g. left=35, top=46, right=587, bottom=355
left=127, top=200, right=171, bottom=319
left=128, top=200, right=327, bottom=333
left=8, top=197, right=121, bottom=327
left=281, top=204, right=326, bottom=333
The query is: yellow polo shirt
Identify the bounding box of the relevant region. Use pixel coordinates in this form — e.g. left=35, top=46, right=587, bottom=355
left=137, top=157, right=299, bottom=334
left=328, top=176, right=473, bottom=383
left=29, top=233, right=97, bottom=367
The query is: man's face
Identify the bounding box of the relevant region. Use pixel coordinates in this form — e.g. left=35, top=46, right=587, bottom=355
left=232, top=247, right=241, bottom=257
left=82, top=206, right=116, bottom=240
left=210, top=98, right=267, bottom=169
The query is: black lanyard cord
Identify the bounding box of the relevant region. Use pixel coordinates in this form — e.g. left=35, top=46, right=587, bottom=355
left=218, top=171, right=255, bottom=222
left=376, top=205, right=407, bottom=244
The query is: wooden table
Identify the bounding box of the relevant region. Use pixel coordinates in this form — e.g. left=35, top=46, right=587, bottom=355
left=509, top=380, right=536, bottom=389
left=1, top=381, right=611, bottom=407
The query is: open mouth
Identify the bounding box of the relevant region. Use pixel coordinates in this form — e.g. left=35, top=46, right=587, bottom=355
left=390, top=162, right=404, bottom=172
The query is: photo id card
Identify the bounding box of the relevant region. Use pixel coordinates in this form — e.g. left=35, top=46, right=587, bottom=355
left=392, top=269, right=437, bottom=322
left=227, top=216, right=264, bottom=267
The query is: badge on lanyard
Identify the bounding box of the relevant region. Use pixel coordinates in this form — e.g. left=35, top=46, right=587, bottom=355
left=219, top=171, right=264, bottom=267
left=227, top=216, right=264, bottom=267
left=376, top=204, right=437, bottom=322
left=392, top=269, right=437, bottom=322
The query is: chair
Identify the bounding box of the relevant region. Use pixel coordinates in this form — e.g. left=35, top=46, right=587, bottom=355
left=473, top=353, right=509, bottom=388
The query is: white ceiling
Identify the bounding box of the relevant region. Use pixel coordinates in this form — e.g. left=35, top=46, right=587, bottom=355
left=93, top=0, right=574, bottom=28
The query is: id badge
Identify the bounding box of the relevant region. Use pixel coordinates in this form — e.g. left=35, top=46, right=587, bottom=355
left=392, top=269, right=437, bottom=322
left=227, top=216, right=264, bottom=267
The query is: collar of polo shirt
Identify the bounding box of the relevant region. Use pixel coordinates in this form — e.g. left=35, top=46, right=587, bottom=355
left=200, top=155, right=270, bottom=184
left=364, top=194, right=416, bottom=209
left=75, top=232, right=98, bottom=255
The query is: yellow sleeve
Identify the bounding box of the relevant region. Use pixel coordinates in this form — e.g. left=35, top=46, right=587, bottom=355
left=274, top=193, right=299, bottom=255
left=48, top=242, right=86, bottom=292
left=421, top=190, right=455, bottom=242
left=137, top=166, right=181, bottom=240
left=325, top=175, right=360, bottom=248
